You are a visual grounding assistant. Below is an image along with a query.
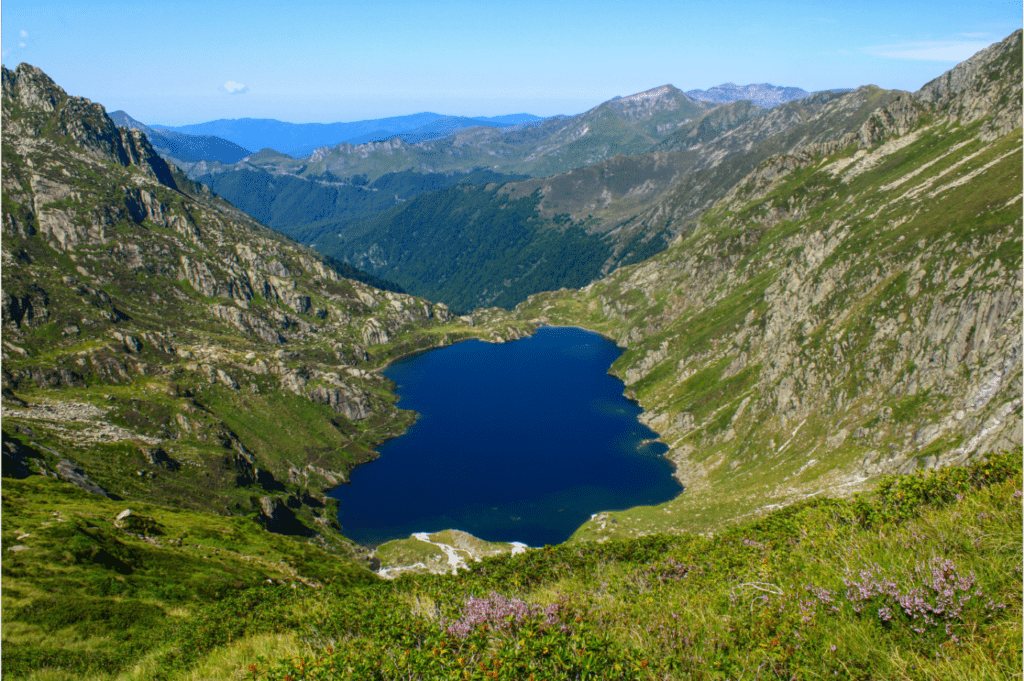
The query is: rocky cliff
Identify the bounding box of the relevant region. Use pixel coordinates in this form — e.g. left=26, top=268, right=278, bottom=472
left=516, top=30, right=1022, bottom=540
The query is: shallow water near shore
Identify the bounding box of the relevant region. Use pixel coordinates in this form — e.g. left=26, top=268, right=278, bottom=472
left=330, top=326, right=682, bottom=547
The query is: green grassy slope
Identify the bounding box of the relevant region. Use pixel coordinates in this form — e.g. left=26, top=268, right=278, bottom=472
left=5, top=454, right=1017, bottom=680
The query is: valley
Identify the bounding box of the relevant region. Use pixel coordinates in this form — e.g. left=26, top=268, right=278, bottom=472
left=1, top=28, right=1021, bottom=681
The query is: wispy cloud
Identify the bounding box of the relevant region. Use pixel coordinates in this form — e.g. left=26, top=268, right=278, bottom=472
left=222, top=80, right=249, bottom=94
left=18, top=29, right=28, bottom=48
left=865, top=40, right=992, bottom=62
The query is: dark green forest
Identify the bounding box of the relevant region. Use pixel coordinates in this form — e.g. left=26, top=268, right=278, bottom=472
left=197, top=167, right=527, bottom=237
left=319, top=184, right=668, bottom=312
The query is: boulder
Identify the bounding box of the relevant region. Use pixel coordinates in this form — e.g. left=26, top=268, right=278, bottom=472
left=361, top=318, right=390, bottom=346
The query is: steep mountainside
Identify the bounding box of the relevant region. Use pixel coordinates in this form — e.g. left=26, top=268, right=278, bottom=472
left=0, top=63, right=533, bottom=560
left=196, top=166, right=528, bottom=241
left=514, top=29, right=1022, bottom=540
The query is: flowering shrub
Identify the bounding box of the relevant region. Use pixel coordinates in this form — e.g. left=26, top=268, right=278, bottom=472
left=843, top=557, right=1006, bottom=648
left=442, top=592, right=559, bottom=638
left=255, top=592, right=640, bottom=680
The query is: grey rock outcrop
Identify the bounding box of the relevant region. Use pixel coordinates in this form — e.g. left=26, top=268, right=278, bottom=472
left=308, top=385, right=371, bottom=421
left=361, top=318, right=390, bottom=345
left=56, top=458, right=111, bottom=497
left=915, top=30, right=1023, bottom=137
left=2, top=64, right=177, bottom=188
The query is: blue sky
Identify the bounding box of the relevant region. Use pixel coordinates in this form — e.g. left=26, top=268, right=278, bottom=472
left=2, top=0, right=1021, bottom=125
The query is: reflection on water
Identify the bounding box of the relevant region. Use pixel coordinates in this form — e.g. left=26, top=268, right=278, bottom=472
left=330, top=326, right=682, bottom=547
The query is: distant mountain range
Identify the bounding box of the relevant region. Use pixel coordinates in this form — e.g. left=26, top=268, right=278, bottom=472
left=151, top=112, right=545, bottom=158
left=117, top=83, right=834, bottom=164
left=365, top=114, right=548, bottom=146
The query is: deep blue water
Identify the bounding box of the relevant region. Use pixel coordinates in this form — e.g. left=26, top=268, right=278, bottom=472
left=329, top=326, right=682, bottom=547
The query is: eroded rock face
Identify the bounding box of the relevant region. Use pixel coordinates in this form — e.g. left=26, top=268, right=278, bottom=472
left=2, top=288, right=49, bottom=328
left=142, top=447, right=180, bottom=471
left=915, top=30, right=1023, bottom=138
left=1, top=432, right=36, bottom=479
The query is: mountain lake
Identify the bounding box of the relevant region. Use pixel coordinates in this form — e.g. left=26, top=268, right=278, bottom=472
left=330, top=326, right=683, bottom=547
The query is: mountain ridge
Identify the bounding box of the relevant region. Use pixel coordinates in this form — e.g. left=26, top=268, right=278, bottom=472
left=320, top=85, right=913, bottom=311
left=686, top=82, right=817, bottom=108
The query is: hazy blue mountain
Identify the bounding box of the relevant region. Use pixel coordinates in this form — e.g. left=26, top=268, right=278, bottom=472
left=341, top=117, right=545, bottom=145
left=369, top=116, right=530, bottom=144
left=474, top=113, right=544, bottom=125
left=153, top=112, right=547, bottom=158
left=153, top=113, right=445, bottom=157
left=109, top=110, right=252, bottom=164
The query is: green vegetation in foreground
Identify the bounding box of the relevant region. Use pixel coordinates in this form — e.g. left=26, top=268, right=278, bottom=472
left=0, top=474, right=376, bottom=680
left=3, top=453, right=1019, bottom=680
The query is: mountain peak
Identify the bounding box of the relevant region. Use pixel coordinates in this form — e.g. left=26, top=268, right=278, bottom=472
left=2, top=63, right=177, bottom=189
left=601, top=84, right=701, bottom=123
left=2, top=62, right=66, bottom=113
left=617, top=84, right=682, bottom=102
left=914, top=29, right=1022, bottom=137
